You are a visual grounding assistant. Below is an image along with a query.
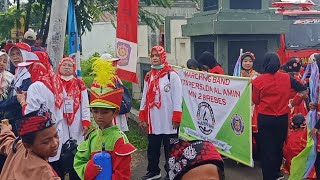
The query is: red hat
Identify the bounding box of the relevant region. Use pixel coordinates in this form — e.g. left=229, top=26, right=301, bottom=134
left=168, top=139, right=224, bottom=180
left=4, top=42, right=31, bottom=52
left=16, top=105, right=55, bottom=136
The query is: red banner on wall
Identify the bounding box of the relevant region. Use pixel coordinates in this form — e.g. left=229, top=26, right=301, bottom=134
left=116, top=0, right=139, bottom=83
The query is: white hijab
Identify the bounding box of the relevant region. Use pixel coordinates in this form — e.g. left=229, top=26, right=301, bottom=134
left=8, top=48, right=39, bottom=93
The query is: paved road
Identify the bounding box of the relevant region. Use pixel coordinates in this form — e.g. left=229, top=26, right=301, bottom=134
left=131, top=150, right=289, bottom=180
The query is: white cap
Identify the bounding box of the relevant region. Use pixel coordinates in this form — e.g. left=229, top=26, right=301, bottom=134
left=100, top=53, right=120, bottom=62
left=24, top=29, right=37, bottom=41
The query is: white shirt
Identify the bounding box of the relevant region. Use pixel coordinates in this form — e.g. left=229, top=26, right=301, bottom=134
left=140, top=71, right=182, bottom=135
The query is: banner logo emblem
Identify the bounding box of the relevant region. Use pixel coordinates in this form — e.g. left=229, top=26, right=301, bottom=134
left=231, top=114, right=244, bottom=135
left=116, top=42, right=131, bottom=66
left=196, top=102, right=215, bottom=135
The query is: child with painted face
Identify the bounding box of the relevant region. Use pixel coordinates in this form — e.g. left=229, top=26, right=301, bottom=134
left=99, top=53, right=130, bottom=132
left=0, top=106, right=61, bottom=180
left=74, top=59, right=136, bottom=180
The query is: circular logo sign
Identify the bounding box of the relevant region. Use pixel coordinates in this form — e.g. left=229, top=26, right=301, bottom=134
left=231, top=114, right=244, bottom=135
left=196, top=102, right=215, bottom=135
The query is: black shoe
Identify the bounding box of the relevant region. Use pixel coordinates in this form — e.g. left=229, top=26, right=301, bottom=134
left=140, top=172, right=161, bottom=180
left=276, top=172, right=284, bottom=180
left=164, top=174, right=170, bottom=180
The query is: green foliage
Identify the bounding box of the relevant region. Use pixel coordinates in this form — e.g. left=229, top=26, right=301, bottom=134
left=82, top=76, right=95, bottom=87
left=132, top=99, right=141, bottom=110
left=29, top=2, right=44, bottom=30
left=0, top=8, right=24, bottom=41
left=125, top=119, right=147, bottom=150
left=0, top=0, right=11, bottom=13
left=80, top=52, right=100, bottom=77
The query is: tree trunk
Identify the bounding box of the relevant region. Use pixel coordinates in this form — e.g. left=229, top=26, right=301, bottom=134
left=42, top=15, right=50, bottom=47
left=39, top=0, right=49, bottom=38
left=16, top=0, right=20, bottom=10
left=24, top=0, right=34, bottom=33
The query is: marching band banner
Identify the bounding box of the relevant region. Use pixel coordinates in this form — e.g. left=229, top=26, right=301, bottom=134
left=174, top=67, right=253, bottom=167
left=116, top=0, right=139, bottom=83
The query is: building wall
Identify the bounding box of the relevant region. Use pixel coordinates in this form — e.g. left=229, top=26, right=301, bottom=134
left=81, top=22, right=116, bottom=59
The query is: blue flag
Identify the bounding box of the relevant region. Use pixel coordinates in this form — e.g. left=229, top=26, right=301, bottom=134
left=67, top=0, right=82, bottom=77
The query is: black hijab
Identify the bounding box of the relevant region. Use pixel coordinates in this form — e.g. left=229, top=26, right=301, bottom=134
left=263, top=52, right=280, bottom=74
left=187, top=59, right=200, bottom=70
left=198, top=51, right=218, bottom=69
left=281, top=58, right=302, bottom=73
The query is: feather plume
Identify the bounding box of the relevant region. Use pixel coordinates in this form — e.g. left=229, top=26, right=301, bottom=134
left=90, top=57, right=116, bottom=87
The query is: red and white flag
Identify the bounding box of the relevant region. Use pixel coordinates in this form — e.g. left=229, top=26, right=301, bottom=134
left=116, top=0, right=139, bottom=83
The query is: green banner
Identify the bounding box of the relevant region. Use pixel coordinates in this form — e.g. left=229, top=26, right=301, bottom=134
left=175, top=67, right=253, bottom=167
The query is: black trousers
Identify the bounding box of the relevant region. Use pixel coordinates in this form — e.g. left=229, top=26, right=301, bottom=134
left=147, top=134, right=178, bottom=175
left=258, top=113, right=288, bottom=180
left=50, top=159, right=81, bottom=180
left=315, top=152, right=320, bottom=180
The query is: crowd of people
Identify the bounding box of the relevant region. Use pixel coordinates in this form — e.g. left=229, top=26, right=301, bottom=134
left=1, top=28, right=320, bottom=180
left=181, top=50, right=320, bottom=180
left=0, top=28, right=225, bottom=180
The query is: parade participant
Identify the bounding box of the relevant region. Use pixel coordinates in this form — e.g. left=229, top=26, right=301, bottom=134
left=5, top=42, right=33, bottom=75
left=282, top=114, right=308, bottom=175
left=0, top=51, right=13, bottom=104
left=308, top=53, right=320, bottom=178
left=186, top=58, right=201, bottom=71
left=139, top=46, right=183, bottom=180
left=238, top=52, right=260, bottom=158
left=281, top=58, right=308, bottom=122
left=0, top=51, right=14, bottom=171
left=32, top=36, right=46, bottom=52
left=57, top=57, right=90, bottom=179
left=58, top=57, right=90, bottom=138
left=0, top=106, right=60, bottom=180
left=197, top=51, right=224, bottom=74
left=98, top=53, right=130, bottom=131
left=240, top=52, right=259, bottom=78
left=0, top=43, right=37, bottom=134
left=15, top=58, right=64, bottom=178
left=252, top=52, right=307, bottom=180
left=74, top=58, right=136, bottom=180
left=168, top=139, right=224, bottom=180
left=23, top=29, right=37, bottom=47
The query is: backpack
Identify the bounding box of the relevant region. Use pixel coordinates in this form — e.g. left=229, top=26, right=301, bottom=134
left=116, top=80, right=132, bottom=115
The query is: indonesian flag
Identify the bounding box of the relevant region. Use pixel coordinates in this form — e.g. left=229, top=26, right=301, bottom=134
left=116, top=0, right=139, bottom=83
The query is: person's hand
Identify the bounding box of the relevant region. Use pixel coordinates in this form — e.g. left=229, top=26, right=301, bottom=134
left=94, top=164, right=102, bottom=172
left=83, top=126, right=89, bottom=136
left=16, top=93, right=26, bottom=104
left=310, top=128, right=319, bottom=137
left=172, top=122, right=180, bottom=129
left=309, top=102, right=317, bottom=110
left=139, top=121, right=146, bottom=128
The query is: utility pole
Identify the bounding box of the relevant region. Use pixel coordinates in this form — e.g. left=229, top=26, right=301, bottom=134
left=46, top=0, right=69, bottom=71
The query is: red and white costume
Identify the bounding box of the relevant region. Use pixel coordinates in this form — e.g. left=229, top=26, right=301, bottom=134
left=58, top=58, right=91, bottom=145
